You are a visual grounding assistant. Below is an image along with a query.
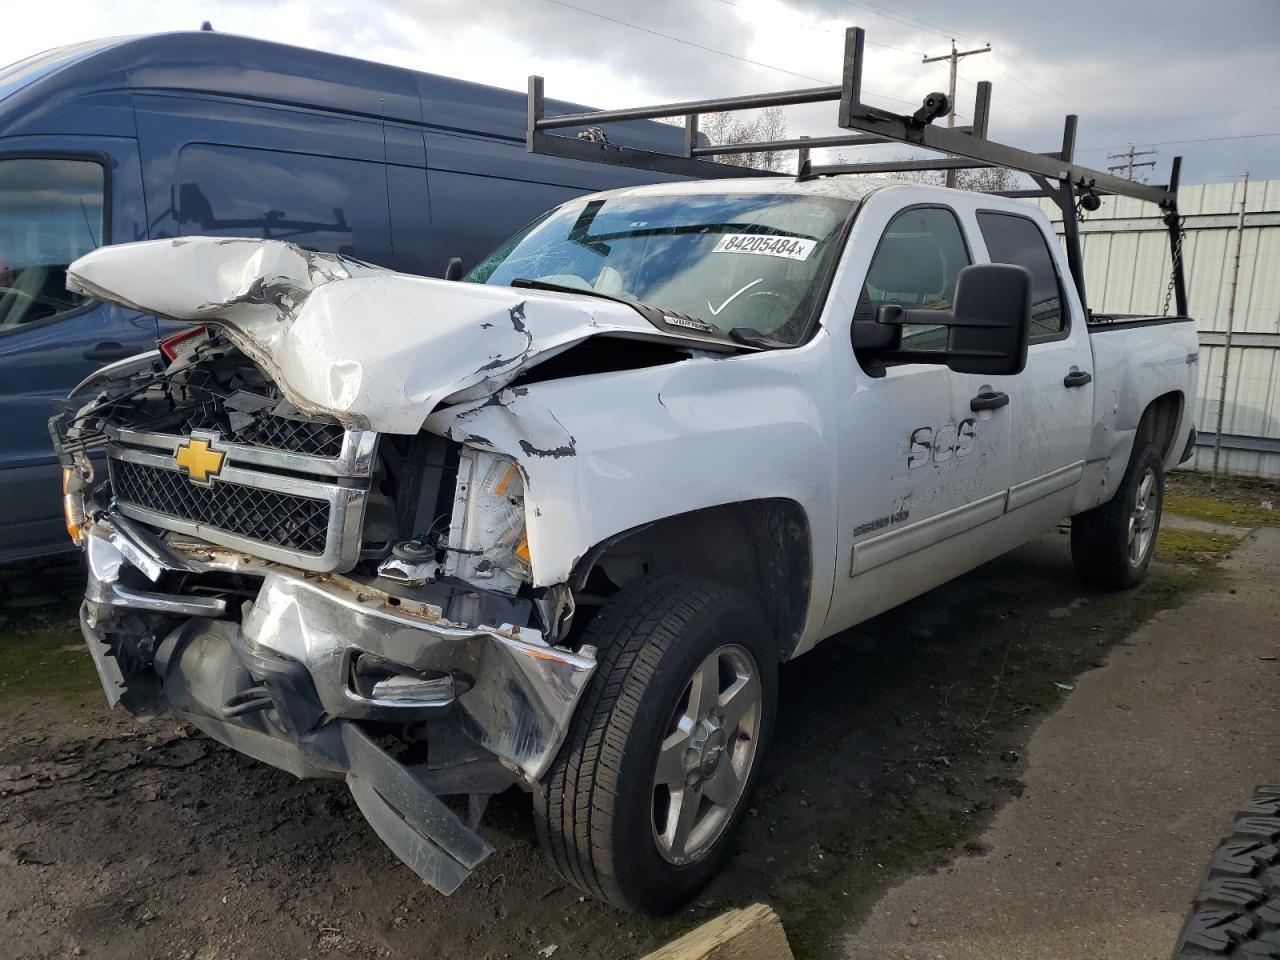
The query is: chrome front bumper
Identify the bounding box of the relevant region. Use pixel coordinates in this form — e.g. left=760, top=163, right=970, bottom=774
left=78, top=513, right=597, bottom=894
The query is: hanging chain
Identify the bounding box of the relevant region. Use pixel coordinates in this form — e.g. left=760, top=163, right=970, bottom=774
left=1162, top=215, right=1185, bottom=316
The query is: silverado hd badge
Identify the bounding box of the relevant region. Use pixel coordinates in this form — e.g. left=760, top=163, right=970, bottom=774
left=174, top=436, right=226, bottom=484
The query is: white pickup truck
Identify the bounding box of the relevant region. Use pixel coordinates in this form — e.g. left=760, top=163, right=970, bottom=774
left=52, top=175, right=1198, bottom=913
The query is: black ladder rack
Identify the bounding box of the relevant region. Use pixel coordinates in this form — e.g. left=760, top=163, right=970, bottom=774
left=525, top=25, right=1187, bottom=319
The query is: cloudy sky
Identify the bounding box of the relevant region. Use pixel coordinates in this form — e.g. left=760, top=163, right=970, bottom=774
left=7, top=0, right=1278, bottom=183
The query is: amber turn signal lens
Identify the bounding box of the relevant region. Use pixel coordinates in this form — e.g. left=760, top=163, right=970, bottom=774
left=62, top=466, right=86, bottom=545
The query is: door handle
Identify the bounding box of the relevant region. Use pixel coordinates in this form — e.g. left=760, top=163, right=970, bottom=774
left=970, top=390, right=1010, bottom=412
left=83, top=342, right=138, bottom=362
left=1063, top=369, right=1093, bottom=388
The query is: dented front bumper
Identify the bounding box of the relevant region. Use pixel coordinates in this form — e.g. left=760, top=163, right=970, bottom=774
left=78, top=513, right=596, bottom=894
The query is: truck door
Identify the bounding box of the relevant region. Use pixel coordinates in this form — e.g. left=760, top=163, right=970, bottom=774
left=0, top=146, right=156, bottom=561
left=823, top=203, right=1014, bottom=637
left=973, top=210, right=1093, bottom=535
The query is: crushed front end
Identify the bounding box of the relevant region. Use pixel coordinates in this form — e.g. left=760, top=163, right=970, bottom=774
left=51, top=328, right=595, bottom=895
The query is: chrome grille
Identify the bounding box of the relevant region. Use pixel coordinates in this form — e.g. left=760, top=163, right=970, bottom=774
left=111, top=460, right=331, bottom=555
left=105, top=425, right=377, bottom=572
left=224, top=413, right=346, bottom=459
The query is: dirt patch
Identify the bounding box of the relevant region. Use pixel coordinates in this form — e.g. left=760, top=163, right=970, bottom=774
left=0, top=529, right=1224, bottom=960
left=1154, top=526, right=1240, bottom=568
left=1167, top=470, right=1280, bottom=528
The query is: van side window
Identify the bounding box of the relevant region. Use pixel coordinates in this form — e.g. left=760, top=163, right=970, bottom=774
left=856, top=207, right=970, bottom=351
left=176, top=145, right=392, bottom=263
left=977, top=211, right=1066, bottom=339
left=0, top=158, right=104, bottom=333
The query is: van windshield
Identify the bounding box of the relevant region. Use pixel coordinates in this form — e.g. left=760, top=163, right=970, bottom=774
left=468, top=192, right=855, bottom=345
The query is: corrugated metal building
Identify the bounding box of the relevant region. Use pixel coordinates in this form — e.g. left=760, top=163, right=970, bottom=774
left=1036, top=179, right=1280, bottom=479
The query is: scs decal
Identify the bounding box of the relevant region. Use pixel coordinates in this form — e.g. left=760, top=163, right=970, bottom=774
left=907, top=419, right=977, bottom=469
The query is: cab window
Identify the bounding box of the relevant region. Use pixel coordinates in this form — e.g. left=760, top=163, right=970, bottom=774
left=977, top=211, right=1066, bottom=339
left=0, top=157, right=105, bottom=333
left=855, top=206, right=971, bottom=351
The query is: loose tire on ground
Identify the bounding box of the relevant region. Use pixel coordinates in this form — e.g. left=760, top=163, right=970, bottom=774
left=533, top=575, right=778, bottom=914
left=1173, top=785, right=1280, bottom=958
left=1071, top=442, right=1165, bottom=589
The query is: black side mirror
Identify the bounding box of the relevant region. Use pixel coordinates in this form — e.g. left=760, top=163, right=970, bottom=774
left=873, top=263, right=1032, bottom=376
left=443, top=257, right=464, bottom=281
left=852, top=315, right=901, bottom=351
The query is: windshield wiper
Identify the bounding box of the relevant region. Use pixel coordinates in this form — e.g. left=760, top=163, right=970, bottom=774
left=511, top=277, right=673, bottom=325
left=509, top=277, right=758, bottom=350
left=510, top=276, right=642, bottom=310
left=727, top=327, right=791, bottom=350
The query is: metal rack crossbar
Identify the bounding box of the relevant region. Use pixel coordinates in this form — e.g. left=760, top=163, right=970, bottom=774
left=525, top=26, right=1187, bottom=318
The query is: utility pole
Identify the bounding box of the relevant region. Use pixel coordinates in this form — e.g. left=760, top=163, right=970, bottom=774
left=1106, top=144, right=1157, bottom=181
left=922, top=39, right=991, bottom=187
left=1212, top=171, right=1250, bottom=490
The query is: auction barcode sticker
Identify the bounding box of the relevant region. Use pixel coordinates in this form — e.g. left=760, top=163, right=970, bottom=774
left=712, top=234, right=817, bottom=261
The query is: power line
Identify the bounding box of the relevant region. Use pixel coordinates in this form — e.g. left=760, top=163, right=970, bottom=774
left=539, top=0, right=919, bottom=106
left=1133, top=104, right=1280, bottom=124
left=954, top=75, right=1036, bottom=123
left=1142, top=131, right=1280, bottom=146
left=1076, top=131, right=1280, bottom=153
left=712, top=1, right=1037, bottom=129
left=985, top=55, right=1075, bottom=112
left=981, top=53, right=1129, bottom=142
left=833, top=0, right=985, bottom=45
left=831, top=3, right=1122, bottom=140
left=712, top=0, right=924, bottom=57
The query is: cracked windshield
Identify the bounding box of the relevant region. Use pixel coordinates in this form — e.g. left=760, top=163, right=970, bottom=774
left=468, top=192, right=854, bottom=343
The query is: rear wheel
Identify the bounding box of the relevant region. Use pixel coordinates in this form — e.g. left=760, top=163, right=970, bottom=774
left=1071, top=442, right=1165, bottom=589
left=533, top=575, right=776, bottom=914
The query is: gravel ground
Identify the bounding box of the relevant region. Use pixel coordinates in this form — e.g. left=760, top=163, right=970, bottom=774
left=0, top=522, right=1237, bottom=960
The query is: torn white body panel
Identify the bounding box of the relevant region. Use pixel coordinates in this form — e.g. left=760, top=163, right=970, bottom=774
left=67, top=237, right=713, bottom=435
left=425, top=334, right=842, bottom=651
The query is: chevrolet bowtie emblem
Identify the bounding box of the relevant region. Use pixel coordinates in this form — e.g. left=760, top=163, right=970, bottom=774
left=174, top=437, right=225, bottom=483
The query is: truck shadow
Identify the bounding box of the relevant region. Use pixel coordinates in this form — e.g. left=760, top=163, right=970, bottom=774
left=0, top=531, right=1197, bottom=960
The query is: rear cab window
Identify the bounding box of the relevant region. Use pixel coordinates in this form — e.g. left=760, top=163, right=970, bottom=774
left=976, top=211, right=1067, bottom=340
left=855, top=206, right=971, bottom=352
left=0, top=157, right=105, bottom=333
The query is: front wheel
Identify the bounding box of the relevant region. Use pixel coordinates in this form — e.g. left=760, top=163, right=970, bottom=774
left=1071, top=442, right=1165, bottom=589
left=533, top=576, right=777, bottom=914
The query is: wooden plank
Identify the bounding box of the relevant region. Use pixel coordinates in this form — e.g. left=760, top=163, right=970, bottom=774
left=640, top=904, right=794, bottom=960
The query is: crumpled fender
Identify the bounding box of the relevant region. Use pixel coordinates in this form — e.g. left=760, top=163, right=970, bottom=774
left=424, top=339, right=839, bottom=613
left=66, top=237, right=694, bottom=435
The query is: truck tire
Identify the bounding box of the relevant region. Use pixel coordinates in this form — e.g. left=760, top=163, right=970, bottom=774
left=1173, top=785, right=1280, bottom=958
left=533, top=575, right=777, bottom=914
left=1071, top=442, right=1165, bottom=589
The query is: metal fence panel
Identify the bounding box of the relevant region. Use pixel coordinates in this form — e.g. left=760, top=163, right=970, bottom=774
left=1042, top=178, right=1280, bottom=478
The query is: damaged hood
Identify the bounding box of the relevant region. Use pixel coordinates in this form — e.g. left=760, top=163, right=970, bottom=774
left=67, top=237, right=703, bottom=434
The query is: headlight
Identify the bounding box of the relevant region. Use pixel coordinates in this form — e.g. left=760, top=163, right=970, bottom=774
left=444, top=449, right=531, bottom=592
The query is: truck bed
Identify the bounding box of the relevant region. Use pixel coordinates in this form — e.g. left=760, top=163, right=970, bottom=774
left=1075, top=313, right=1198, bottom=514
left=1087, top=313, right=1193, bottom=332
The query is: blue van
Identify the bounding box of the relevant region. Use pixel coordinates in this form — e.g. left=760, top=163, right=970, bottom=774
left=0, top=31, right=689, bottom=563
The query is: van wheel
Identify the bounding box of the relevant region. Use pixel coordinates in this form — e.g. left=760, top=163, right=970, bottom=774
left=533, top=575, right=776, bottom=914
left=1071, top=443, right=1165, bottom=589
left=1173, top=785, right=1280, bottom=957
